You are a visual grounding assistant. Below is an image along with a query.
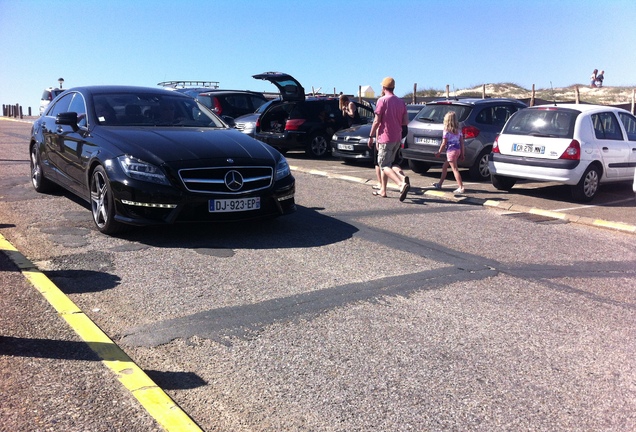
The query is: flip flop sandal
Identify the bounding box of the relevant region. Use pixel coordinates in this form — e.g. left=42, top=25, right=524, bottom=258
left=399, top=183, right=410, bottom=202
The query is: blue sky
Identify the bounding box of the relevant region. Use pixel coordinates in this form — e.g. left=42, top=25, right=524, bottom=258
left=1, top=0, right=635, bottom=111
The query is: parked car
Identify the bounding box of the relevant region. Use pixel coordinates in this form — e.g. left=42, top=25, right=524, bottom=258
left=195, top=90, right=268, bottom=121
left=39, top=87, right=65, bottom=115
left=234, top=98, right=280, bottom=137
left=30, top=85, right=295, bottom=234
left=159, top=81, right=268, bottom=124
left=489, top=104, right=636, bottom=202
left=633, top=166, right=636, bottom=202
left=252, top=72, right=374, bottom=157
left=403, top=98, right=527, bottom=180
left=331, top=104, right=424, bottom=164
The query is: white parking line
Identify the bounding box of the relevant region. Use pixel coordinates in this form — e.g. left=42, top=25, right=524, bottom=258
left=554, top=197, right=634, bottom=212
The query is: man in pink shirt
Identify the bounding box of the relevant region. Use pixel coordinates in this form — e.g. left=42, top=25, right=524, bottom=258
left=368, top=77, right=410, bottom=201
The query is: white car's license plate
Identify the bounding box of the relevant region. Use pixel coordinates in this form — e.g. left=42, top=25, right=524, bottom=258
left=209, top=197, right=260, bottom=213
left=415, top=137, right=440, bottom=145
left=337, top=143, right=354, bottom=151
left=513, top=143, right=545, bottom=154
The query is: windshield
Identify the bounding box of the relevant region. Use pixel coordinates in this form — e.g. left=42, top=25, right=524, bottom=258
left=503, top=108, right=579, bottom=138
left=255, top=99, right=278, bottom=114
left=92, top=92, right=226, bottom=127
left=415, top=103, right=471, bottom=123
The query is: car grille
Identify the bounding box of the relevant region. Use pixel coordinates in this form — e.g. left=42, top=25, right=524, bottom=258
left=178, top=166, right=273, bottom=194
left=334, top=136, right=362, bottom=144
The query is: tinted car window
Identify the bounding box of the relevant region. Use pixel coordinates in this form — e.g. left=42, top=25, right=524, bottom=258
left=48, top=93, right=73, bottom=117
left=475, top=105, right=517, bottom=127
left=592, top=112, right=624, bottom=140
left=415, top=104, right=471, bottom=123
left=292, top=100, right=339, bottom=120
left=503, top=108, right=578, bottom=138
left=68, top=93, right=88, bottom=128
left=618, top=112, right=636, bottom=141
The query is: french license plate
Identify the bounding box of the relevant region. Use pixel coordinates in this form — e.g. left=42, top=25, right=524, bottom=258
left=337, top=143, right=354, bottom=151
left=209, top=197, right=260, bottom=213
left=513, top=143, right=545, bottom=154
left=415, top=137, right=440, bottom=145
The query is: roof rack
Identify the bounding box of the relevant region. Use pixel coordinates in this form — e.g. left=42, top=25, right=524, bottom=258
left=157, top=80, right=219, bottom=89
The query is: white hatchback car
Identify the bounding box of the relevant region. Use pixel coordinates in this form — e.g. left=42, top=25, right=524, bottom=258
left=633, top=166, right=636, bottom=201
left=489, top=104, right=636, bottom=202
left=39, top=87, right=65, bottom=115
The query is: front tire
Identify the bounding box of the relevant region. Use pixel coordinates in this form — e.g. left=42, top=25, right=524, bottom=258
left=306, top=134, right=329, bottom=158
left=491, top=174, right=516, bottom=191
left=90, top=165, right=124, bottom=235
left=571, top=164, right=600, bottom=202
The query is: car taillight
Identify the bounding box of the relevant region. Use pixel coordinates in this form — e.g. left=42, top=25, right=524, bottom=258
left=462, top=125, right=480, bottom=139
left=492, top=135, right=500, bottom=153
left=285, top=119, right=306, bottom=131
left=559, top=139, right=581, bottom=160
left=213, top=97, right=222, bottom=115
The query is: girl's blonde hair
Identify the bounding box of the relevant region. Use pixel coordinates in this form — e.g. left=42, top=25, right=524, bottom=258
left=443, top=111, right=459, bottom=134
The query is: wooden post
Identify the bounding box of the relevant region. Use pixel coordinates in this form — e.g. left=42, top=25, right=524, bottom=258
left=358, top=85, right=362, bottom=103
left=530, top=84, right=535, bottom=107
left=445, top=84, right=450, bottom=99
left=413, top=83, right=417, bottom=104
left=482, top=84, right=486, bottom=99
left=575, top=86, right=580, bottom=104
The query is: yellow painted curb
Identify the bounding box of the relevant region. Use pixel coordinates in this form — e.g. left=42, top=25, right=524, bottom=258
left=528, top=208, right=569, bottom=220
left=423, top=190, right=447, bottom=198
left=0, top=234, right=202, bottom=432
left=591, top=219, right=636, bottom=233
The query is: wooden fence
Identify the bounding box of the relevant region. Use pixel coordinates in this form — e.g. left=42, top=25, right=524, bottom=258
left=2, top=104, right=31, bottom=118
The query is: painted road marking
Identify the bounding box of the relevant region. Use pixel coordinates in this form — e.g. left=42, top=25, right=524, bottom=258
left=0, top=234, right=202, bottom=432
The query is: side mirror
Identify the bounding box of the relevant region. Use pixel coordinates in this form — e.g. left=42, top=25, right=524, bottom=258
left=56, top=112, right=79, bottom=131
left=222, top=116, right=236, bottom=127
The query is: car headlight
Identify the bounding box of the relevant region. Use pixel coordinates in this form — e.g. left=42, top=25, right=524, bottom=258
left=275, top=157, right=291, bottom=180
left=332, top=134, right=338, bottom=141
left=117, top=155, right=170, bottom=185
left=360, top=137, right=369, bottom=144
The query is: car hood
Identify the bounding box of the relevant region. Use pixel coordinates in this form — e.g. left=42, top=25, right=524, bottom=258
left=335, top=124, right=372, bottom=137
left=234, top=112, right=260, bottom=123
left=93, top=127, right=280, bottom=165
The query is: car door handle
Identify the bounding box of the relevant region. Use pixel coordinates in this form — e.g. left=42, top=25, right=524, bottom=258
left=602, top=147, right=609, bottom=151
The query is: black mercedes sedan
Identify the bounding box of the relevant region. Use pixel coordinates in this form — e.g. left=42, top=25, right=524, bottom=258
left=30, top=85, right=295, bottom=235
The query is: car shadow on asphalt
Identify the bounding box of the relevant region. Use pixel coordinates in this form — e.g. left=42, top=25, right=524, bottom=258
left=506, top=183, right=636, bottom=207
left=119, top=205, right=359, bottom=250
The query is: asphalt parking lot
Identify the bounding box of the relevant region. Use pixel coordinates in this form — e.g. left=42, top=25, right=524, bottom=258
left=283, top=151, right=636, bottom=234
left=1, top=116, right=635, bottom=431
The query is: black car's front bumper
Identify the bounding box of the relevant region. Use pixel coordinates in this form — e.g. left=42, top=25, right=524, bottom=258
left=110, top=173, right=296, bottom=226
